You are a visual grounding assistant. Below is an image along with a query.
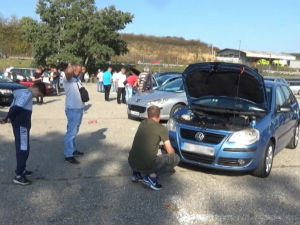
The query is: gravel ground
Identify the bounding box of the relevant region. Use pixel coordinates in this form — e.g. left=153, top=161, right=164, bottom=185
left=0, top=84, right=299, bottom=225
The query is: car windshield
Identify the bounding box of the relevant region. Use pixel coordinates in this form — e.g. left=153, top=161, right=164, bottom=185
left=158, top=78, right=183, bottom=92
left=192, top=96, right=266, bottom=112
left=155, top=75, right=177, bottom=86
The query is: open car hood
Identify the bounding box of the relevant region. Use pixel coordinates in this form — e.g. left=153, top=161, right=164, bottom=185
left=182, top=62, right=268, bottom=110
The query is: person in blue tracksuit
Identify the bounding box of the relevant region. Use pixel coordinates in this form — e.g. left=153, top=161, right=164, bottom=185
left=0, top=86, right=33, bottom=185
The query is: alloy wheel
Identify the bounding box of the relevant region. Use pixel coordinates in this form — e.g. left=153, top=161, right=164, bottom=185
left=265, top=145, right=273, bottom=173
left=294, top=125, right=299, bottom=147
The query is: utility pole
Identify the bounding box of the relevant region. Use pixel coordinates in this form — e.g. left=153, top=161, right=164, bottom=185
left=238, top=40, right=241, bottom=62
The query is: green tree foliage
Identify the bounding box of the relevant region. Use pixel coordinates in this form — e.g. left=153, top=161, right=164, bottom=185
left=0, top=15, right=31, bottom=57
left=20, top=0, right=133, bottom=70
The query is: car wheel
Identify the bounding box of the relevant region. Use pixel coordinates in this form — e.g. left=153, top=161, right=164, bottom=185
left=287, top=124, right=299, bottom=149
left=170, top=104, right=185, bottom=117
left=252, top=141, right=274, bottom=178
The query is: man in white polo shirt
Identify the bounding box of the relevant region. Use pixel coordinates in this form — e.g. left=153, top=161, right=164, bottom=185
left=63, top=63, right=85, bottom=164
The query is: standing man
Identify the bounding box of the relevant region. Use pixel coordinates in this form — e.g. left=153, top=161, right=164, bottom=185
left=0, top=85, right=36, bottom=185
left=52, top=67, right=61, bottom=95
left=102, top=67, right=112, bottom=101
left=63, top=63, right=85, bottom=164
left=128, top=106, right=180, bottom=190
left=116, top=67, right=127, bottom=104
left=125, top=71, right=138, bottom=102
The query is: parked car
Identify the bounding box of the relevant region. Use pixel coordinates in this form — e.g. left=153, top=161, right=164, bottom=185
left=0, top=79, right=26, bottom=106
left=264, top=76, right=288, bottom=85
left=167, top=62, right=299, bottom=178
left=288, top=81, right=300, bottom=95
left=127, top=78, right=187, bottom=120
left=19, top=80, right=54, bottom=95
left=4, top=67, right=36, bottom=81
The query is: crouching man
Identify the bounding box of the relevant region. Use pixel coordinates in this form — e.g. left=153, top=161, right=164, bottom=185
left=0, top=86, right=36, bottom=185
left=128, top=105, right=180, bottom=190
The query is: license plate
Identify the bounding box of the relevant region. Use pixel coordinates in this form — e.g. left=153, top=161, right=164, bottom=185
left=181, top=142, right=215, bottom=156
left=130, top=110, right=140, bottom=116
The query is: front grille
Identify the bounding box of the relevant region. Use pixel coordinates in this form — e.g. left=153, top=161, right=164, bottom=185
left=218, top=158, right=251, bottom=167
left=180, top=128, right=225, bottom=144
left=128, top=104, right=146, bottom=113
left=181, top=151, right=215, bottom=164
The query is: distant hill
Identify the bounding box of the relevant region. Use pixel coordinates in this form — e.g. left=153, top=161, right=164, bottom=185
left=113, top=33, right=218, bottom=65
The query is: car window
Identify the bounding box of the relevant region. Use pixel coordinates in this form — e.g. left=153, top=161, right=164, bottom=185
left=266, top=87, right=272, bottom=103
left=280, top=85, right=296, bottom=105
left=275, top=87, right=286, bottom=108
left=158, top=78, right=183, bottom=92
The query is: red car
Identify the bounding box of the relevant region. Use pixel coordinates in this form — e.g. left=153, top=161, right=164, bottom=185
left=19, top=80, right=54, bottom=95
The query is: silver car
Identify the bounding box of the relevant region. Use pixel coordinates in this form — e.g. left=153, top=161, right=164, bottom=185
left=127, top=78, right=187, bottom=120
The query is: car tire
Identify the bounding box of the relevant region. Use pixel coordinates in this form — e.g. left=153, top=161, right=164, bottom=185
left=252, top=141, right=274, bottom=178
left=287, top=124, right=299, bottom=149
left=170, top=104, right=185, bottom=117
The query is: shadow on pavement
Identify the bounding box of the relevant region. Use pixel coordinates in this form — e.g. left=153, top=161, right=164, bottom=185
left=0, top=128, right=183, bottom=225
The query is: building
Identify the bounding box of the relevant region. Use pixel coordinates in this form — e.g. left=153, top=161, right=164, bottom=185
left=216, top=48, right=297, bottom=67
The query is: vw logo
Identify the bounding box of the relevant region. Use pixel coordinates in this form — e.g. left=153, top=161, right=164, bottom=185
left=195, top=132, right=205, bottom=142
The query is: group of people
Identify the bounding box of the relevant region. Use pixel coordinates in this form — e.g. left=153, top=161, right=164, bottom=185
left=96, top=66, right=153, bottom=104
left=0, top=63, right=179, bottom=191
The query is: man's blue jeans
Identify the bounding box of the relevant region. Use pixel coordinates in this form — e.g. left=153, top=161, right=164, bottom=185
left=125, top=85, right=133, bottom=102
left=64, top=108, right=83, bottom=157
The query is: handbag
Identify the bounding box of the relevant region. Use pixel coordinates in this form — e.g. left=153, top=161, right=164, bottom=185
left=77, top=82, right=89, bottom=102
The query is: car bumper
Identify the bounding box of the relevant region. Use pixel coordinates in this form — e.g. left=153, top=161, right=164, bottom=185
left=127, top=103, right=170, bottom=120
left=169, top=128, right=262, bottom=172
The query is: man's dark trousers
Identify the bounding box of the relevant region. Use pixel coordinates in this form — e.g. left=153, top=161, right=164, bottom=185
left=104, top=84, right=111, bottom=101
left=117, top=87, right=126, bottom=104
left=12, top=121, right=31, bottom=176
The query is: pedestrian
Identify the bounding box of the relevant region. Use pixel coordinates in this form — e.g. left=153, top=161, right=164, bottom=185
left=96, top=69, right=102, bottom=92
left=102, top=67, right=112, bottom=101
left=125, top=71, right=138, bottom=102
left=112, top=70, right=118, bottom=93
left=138, top=66, right=153, bottom=92
left=32, top=67, right=46, bottom=104
left=83, top=67, right=89, bottom=84
left=128, top=105, right=180, bottom=190
left=116, top=67, right=127, bottom=104
left=63, top=63, right=85, bottom=164
left=0, top=85, right=40, bottom=185
left=52, top=67, right=61, bottom=95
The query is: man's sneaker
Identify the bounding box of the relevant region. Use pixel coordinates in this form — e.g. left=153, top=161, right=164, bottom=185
left=22, top=170, right=33, bottom=177
left=142, top=176, right=162, bottom=190
left=131, top=172, right=143, bottom=183
left=73, top=150, right=84, bottom=157
left=65, top=157, right=80, bottom=164
left=13, top=176, right=31, bottom=185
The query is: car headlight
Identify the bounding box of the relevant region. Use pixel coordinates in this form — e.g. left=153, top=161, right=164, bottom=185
left=147, top=98, right=168, bottom=106
left=167, top=118, right=177, bottom=132
left=228, top=128, right=260, bottom=145
left=0, top=89, right=12, bottom=94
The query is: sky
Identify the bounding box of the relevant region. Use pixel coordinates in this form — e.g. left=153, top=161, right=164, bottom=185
left=0, top=0, right=299, bottom=53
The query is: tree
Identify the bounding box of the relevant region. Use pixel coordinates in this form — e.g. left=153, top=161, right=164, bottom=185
left=20, top=0, right=133, bottom=70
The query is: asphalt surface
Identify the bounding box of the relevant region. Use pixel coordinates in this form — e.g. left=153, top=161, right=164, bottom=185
left=0, top=84, right=299, bottom=225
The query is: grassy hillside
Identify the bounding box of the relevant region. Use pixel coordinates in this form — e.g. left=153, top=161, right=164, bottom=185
left=112, top=33, right=217, bottom=65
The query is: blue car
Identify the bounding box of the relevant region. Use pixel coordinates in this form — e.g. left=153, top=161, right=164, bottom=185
left=167, top=62, right=300, bottom=177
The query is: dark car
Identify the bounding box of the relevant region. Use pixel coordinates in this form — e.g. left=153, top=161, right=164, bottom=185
left=167, top=62, right=299, bottom=178
left=0, top=79, right=27, bottom=106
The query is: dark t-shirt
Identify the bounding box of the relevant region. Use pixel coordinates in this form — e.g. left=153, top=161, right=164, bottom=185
left=128, top=119, right=169, bottom=172
left=33, top=72, right=42, bottom=83
left=53, top=71, right=60, bottom=83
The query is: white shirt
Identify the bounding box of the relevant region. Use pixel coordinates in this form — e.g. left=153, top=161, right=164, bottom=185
left=63, top=77, right=84, bottom=109
left=112, top=72, right=118, bottom=82
left=97, top=72, right=103, bottom=82
left=116, top=72, right=127, bottom=88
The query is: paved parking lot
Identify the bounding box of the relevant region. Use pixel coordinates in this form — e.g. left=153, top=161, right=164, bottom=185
left=0, top=84, right=299, bottom=225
